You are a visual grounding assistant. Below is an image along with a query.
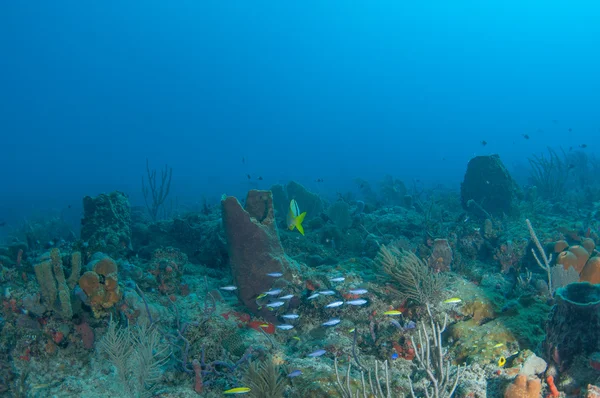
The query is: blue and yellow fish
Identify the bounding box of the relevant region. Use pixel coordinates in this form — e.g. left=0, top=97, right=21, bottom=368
left=287, top=199, right=307, bottom=235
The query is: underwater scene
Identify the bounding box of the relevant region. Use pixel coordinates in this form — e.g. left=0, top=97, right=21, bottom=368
left=1, top=2, right=600, bottom=397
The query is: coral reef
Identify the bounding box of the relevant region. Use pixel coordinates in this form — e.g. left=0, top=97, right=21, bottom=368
left=4, top=159, right=600, bottom=396
left=80, top=191, right=132, bottom=258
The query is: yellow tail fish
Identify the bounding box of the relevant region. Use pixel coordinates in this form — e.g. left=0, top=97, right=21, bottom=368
left=223, top=387, right=251, bottom=394
left=287, top=199, right=307, bottom=235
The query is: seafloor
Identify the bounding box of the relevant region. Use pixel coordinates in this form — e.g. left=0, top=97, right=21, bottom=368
left=1, top=153, right=599, bottom=397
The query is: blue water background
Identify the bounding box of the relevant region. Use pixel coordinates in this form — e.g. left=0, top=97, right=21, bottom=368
left=1, top=1, right=599, bottom=230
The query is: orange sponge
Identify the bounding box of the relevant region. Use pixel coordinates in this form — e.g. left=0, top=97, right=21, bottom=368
left=504, top=375, right=541, bottom=398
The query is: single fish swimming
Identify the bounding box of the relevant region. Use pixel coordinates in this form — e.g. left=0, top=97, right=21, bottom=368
left=282, top=314, right=299, bottom=319
left=443, top=297, right=462, bottom=304
left=322, top=318, right=341, bottom=326
left=307, top=349, right=327, bottom=357
left=276, top=324, right=294, bottom=330
left=348, top=289, right=368, bottom=295
left=390, top=319, right=402, bottom=329
left=383, top=310, right=402, bottom=316
left=319, top=290, right=336, bottom=296
left=220, top=286, right=238, bottom=291
left=329, top=277, right=345, bottom=282
left=266, top=272, right=283, bottom=278
left=325, top=301, right=344, bottom=308
left=287, top=370, right=303, bottom=378
left=346, top=299, right=367, bottom=306
left=223, top=387, right=251, bottom=394
left=279, top=294, right=294, bottom=300
left=287, top=199, right=307, bottom=235
left=266, top=301, right=285, bottom=308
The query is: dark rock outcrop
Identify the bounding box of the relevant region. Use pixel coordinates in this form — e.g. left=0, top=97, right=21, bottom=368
left=460, top=155, right=521, bottom=217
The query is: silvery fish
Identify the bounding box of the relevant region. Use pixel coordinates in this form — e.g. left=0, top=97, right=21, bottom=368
left=307, top=293, right=320, bottom=300
left=390, top=319, right=402, bottom=329
left=322, top=318, right=341, bottom=326
left=279, top=294, right=294, bottom=300
left=282, top=314, right=300, bottom=319
left=325, top=301, right=344, bottom=308
left=219, top=286, right=237, bottom=291
left=264, top=289, right=282, bottom=296
left=319, top=290, right=336, bottom=296
left=329, top=277, right=345, bottom=282
left=307, top=349, right=327, bottom=357
left=267, top=301, right=285, bottom=308
left=287, top=370, right=303, bottom=378
left=276, top=324, right=294, bottom=330
left=349, top=289, right=368, bottom=295
left=267, top=272, right=283, bottom=278
left=346, top=299, right=368, bottom=306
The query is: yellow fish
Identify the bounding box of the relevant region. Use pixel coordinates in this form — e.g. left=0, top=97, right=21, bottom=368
left=443, top=298, right=462, bottom=304
left=224, top=387, right=251, bottom=394
left=287, top=199, right=307, bottom=235
left=292, top=336, right=301, bottom=341
left=493, top=343, right=504, bottom=348
left=383, top=310, right=402, bottom=316
left=256, top=293, right=267, bottom=300
left=259, top=324, right=270, bottom=328
left=349, top=328, right=355, bottom=333
left=498, top=356, right=506, bottom=367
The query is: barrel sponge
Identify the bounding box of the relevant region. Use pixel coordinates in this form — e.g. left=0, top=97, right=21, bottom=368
left=553, top=240, right=569, bottom=253
left=581, top=238, right=595, bottom=254
left=557, top=251, right=579, bottom=272
left=555, top=282, right=600, bottom=307
left=568, top=245, right=590, bottom=273
left=580, top=257, right=600, bottom=284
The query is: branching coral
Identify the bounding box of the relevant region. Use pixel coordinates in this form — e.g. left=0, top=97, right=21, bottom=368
left=378, top=245, right=447, bottom=305
left=526, top=219, right=554, bottom=294
left=408, top=305, right=462, bottom=398
left=334, top=357, right=391, bottom=398
left=98, top=317, right=169, bottom=398
left=244, top=359, right=286, bottom=398
left=142, top=159, right=173, bottom=221
left=528, top=147, right=571, bottom=201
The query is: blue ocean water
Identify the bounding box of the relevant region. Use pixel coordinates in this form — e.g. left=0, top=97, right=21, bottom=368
left=1, top=1, right=598, bottom=226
